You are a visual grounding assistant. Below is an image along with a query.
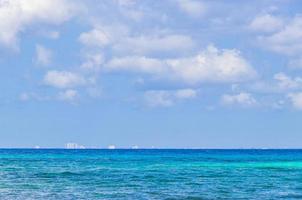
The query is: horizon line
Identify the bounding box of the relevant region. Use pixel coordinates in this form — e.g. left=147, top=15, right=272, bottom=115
left=1, top=148, right=302, bottom=150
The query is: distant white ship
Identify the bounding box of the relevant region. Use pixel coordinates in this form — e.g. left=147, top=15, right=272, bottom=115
left=108, top=145, right=116, bottom=149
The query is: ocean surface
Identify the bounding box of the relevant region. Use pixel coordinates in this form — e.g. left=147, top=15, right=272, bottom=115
left=0, top=149, right=302, bottom=199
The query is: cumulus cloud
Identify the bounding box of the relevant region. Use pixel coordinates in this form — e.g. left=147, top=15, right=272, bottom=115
left=144, top=90, right=174, bottom=107
left=106, top=45, right=256, bottom=84
left=259, top=15, right=302, bottom=55
left=274, top=73, right=302, bottom=90
left=177, top=0, right=206, bottom=18
left=79, top=26, right=194, bottom=55
left=0, top=0, right=80, bottom=48
left=144, top=88, right=197, bottom=107
left=174, top=88, right=197, bottom=99
left=79, top=28, right=111, bottom=48
left=58, top=89, right=78, bottom=101
left=288, top=92, right=302, bottom=110
left=43, top=70, right=86, bottom=89
left=249, top=14, right=284, bottom=33
left=81, top=52, right=104, bottom=72
left=221, top=92, right=257, bottom=106
left=35, top=44, right=52, bottom=66
left=106, top=56, right=165, bottom=74
left=115, top=0, right=144, bottom=21
left=249, top=73, right=302, bottom=95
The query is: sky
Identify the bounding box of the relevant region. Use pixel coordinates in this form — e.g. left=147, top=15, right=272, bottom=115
left=1, top=0, right=302, bottom=148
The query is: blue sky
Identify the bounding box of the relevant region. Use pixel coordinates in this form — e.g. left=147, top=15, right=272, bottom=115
left=1, top=0, right=302, bottom=148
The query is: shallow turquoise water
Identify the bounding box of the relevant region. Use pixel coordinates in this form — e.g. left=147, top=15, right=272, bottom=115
left=0, top=149, right=302, bottom=199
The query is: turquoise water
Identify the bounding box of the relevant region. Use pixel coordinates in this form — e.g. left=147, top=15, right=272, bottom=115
left=0, top=149, right=302, bottom=199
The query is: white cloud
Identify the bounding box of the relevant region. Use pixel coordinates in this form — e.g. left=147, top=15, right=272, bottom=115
left=58, top=89, right=78, bottom=101
left=174, top=88, right=197, bottom=99
left=0, top=0, right=80, bottom=48
left=249, top=73, right=302, bottom=94
left=144, top=90, right=174, bottom=107
left=107, top=56, right=165, bottom=74
left=177, top=0, right=206, bottom=18
left=144, top=89, right=197, bottom=107
left=79, top=26, right=194, bottom=55
left=288, top=92, right=302, bottom=110
left=249, top=14, right=284, bottom=33
left=79, top=28, right=111, bottom=48
left=259, top=15, right=302, bottom=55
left=165, top=45, right=256, bottom=84
left=221, top=92, right=257, bottom=106
left=274, top=72, right=302, bottom=90
left=81, top=52, right=104, bottom=71
left=35, top=44, right=52, bottom=66
left=44, top=70, right=86, bottom=89
left=115, top=0, right=144, bottom=21
left=106, top=45, right=256, bottom=84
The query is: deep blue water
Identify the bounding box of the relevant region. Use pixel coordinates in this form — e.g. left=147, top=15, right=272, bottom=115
left=0, top=149, right=302, bottom=199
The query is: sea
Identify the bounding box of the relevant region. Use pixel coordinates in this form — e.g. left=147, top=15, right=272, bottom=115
left=0, top=149, right=302, bottom=199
